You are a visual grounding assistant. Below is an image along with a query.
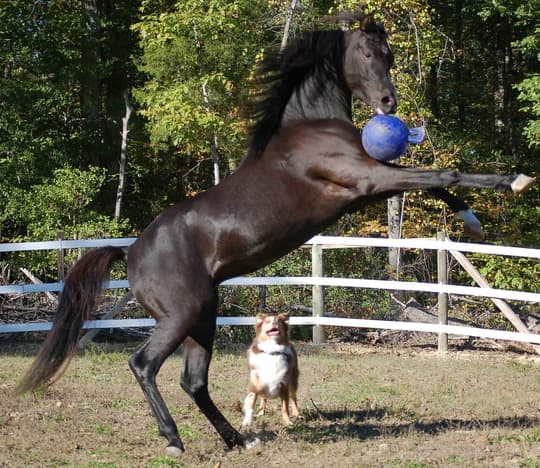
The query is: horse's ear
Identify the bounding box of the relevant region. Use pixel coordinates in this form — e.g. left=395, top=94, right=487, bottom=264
left=360, top=14, right=378, bottom=33
left=359, top=15, right=386, bottom=35
left=322, top=10, right=365, bottom=26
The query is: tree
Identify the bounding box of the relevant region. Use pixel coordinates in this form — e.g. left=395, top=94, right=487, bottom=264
left=514, top=2, right=540, bottom=149
left=0, top=2, right=84, bottom=237
left=427, top=0, right=539, bottom=245
left=132, top=0, right=273, bottom=189
left=115, top=90, right=133, bottom=220
left=0, top=1, right=145, bottom=239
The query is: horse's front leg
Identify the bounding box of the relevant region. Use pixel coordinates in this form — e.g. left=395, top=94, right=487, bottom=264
left=353, top=164, right=535, bottom=197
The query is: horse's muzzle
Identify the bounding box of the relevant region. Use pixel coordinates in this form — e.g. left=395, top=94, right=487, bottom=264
left=375, top=94, right=398, bottom=115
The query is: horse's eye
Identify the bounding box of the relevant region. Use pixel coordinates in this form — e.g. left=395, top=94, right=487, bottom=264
left=364, top=52, right=372, bottom=59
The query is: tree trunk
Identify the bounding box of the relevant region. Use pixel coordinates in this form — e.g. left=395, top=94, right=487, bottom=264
left=493, top=16, right=514, bottom=154
left=428, top=63, right=441, bottom=119
left=115, top=90, right=132, bottom=220
left=453, top=0, right=465, bottom=131
left=201, top=81, right=221, bottom=185
left=387, top=195, right=402, bottom=276
left=280, top=0, right=300, bottom=51
left=193, top=22, right=221, bottom=185
left=81, top=0, right=101, bottom=165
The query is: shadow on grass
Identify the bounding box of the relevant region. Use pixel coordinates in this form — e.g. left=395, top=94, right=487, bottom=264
left=286, top=405, right=540, bottom=443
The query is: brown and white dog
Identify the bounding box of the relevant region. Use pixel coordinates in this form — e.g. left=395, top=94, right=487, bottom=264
left=242, top=312, right=299, bottom=427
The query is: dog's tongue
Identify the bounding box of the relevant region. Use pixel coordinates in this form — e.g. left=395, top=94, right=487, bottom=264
left=267, top=328, right=280, bottom=336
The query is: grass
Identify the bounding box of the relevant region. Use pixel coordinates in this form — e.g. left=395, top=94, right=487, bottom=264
left=146, top=456, right=183, bottom=467
left=1, top=340, right=540, bottom=467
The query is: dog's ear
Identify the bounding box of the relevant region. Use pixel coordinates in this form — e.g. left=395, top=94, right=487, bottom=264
left=255, top=313, right=266, bottom=327
left=278, top=312, right=290, bottom=324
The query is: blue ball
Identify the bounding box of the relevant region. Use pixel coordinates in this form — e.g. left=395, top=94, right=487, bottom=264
left=361, top=115, right=409, bottom=161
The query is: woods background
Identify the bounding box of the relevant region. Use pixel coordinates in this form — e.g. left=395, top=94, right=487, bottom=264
left=0, top=0, right=538, bottom=324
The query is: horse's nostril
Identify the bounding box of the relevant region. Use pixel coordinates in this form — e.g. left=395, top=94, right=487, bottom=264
left=381, top=95, right=397, bottom=113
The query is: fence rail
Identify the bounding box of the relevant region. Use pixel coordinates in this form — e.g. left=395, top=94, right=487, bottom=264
left=1, top=236, right=539, bottom=347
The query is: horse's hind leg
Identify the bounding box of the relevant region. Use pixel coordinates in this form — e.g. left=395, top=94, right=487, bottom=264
left=129, top=321, right=187, bottom=456
left=181, top=324, right=244, bottom=449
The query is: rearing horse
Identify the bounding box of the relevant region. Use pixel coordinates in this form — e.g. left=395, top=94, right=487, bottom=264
left=19, top=15, right=535, bottom=456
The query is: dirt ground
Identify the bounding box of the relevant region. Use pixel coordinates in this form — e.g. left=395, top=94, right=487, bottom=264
left=1, top=335, right=540, bottom=467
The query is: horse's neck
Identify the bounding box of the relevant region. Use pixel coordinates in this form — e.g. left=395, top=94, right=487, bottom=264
left=281, top=77, right=352, bottom=124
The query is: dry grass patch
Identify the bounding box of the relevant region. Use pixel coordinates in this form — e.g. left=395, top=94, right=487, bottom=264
left=1, top=340, right=540, bottom=467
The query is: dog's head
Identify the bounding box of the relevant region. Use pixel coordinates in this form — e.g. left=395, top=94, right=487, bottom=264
left=254, top=313, right=290, bottom=345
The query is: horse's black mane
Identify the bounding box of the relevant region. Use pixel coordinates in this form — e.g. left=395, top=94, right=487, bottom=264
left=247, top=29, right=347, bottom=156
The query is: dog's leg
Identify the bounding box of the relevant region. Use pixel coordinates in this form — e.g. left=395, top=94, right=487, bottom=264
left=256, top=398, right=267, bottom=417
left=242, top=392, right=257, bottom=427
left=290, top=353, right=300, bottom=419
left=280, top=386, right=292, bottom=426
left=290, top=391, right=300, bottom=419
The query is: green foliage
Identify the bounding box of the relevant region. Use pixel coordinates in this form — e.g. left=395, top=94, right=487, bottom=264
left=516, top=75, right=540, bottom=147
left=0, top=0, right=146, bottom=233
left=3, top=167, right=128, bottom=279
left=132, top=0, right=272, bottom=172
left=0, top=2, right=84, bottom=217
left=513, top=1, right=540, bottom=148
left=0, top=1, right=538, bottom=322
left=473, top=254, right=540, bottom=292
left=5, top=167, right=127, bottom=241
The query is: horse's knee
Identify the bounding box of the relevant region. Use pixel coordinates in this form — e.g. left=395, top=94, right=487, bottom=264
left=129, top=348, right=159, bottom=385
left=180, top=366, right=209, bottom=398
left=128, top=353, right=144, bottom=379
left=180, top=377, right=199, bottom=396
left=129, top=358, right=149, bottom=388
left=179, top=335, right=214, bottom=398
left=442, top=170, right=460, bottom=186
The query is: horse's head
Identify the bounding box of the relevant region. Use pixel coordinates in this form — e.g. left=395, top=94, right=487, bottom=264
left=247, top=16, right=398, bottom=156
left=343, top=15, right=397, bottom=115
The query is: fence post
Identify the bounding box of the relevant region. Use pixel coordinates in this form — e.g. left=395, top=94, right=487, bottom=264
left=437, top=231, right=448, bottom=353
left=312, top=243, right=325, bottom=344
left=57, top=231, right=65, bottom=282
left=259, top=267, right=267, bottom=310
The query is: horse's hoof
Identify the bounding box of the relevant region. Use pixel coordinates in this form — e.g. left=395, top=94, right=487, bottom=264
left=244, top=437, right=262, bottom=450
left=511, top=174, right=536, bottom=194
left=165, top=445, right=184, bottom=458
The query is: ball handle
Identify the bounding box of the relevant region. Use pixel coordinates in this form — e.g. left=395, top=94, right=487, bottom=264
left=408, top=126, right=426, bottom=145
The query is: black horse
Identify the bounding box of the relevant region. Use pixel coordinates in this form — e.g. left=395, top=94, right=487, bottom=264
left=19, top=15, right=535, bottom=456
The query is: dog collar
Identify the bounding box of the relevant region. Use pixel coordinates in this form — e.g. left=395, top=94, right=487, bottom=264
left=256, top=342, right=292, bottom=357
left=265, top=350, right=290, bottom=357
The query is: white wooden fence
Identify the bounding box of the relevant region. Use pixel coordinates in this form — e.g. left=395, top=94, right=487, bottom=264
left=1, top=236, right=539, bottom=347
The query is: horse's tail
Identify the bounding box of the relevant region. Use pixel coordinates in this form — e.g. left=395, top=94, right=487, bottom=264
left=17, top=246, right=126, bottom=394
